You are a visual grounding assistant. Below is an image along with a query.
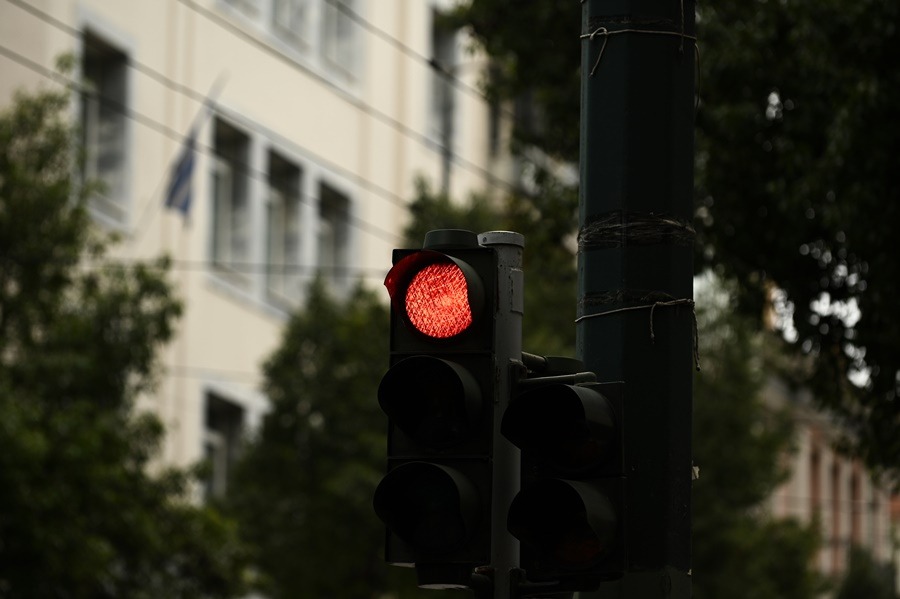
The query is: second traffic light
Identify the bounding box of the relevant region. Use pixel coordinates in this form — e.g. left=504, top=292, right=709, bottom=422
left=373, top=230, right=499, bottom=589
left=503, top=360, right=625, bottom=592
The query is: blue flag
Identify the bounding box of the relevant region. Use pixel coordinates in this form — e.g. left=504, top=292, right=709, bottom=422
left=164, top=129, right=196, bottom=217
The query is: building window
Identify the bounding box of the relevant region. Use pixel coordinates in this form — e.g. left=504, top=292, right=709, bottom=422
left=266, top=152, right=303, bottom=304
left=273, top=0, right=312, bottom=46
left=225, top=0, right=262, bottom=18
left=430, top=12, right=456, bottom=192
left=487, top=66, right=503, bottom=158
left=318, top=183, right=349, bottom=289
left=830, top=461, right=842, bottom=573
left=321, top=0, right=356, bottom=77
left=218, top=0, right=359, bottom=81
left=203, top=114, right=358, bottom=309
left=204, top=393, right=245, bottom=499
left=809, top=446, right=820, bottom=516
left=211, top=119, right=251, bottom=275
left=868, top=497, right=880, bottom=556
left=81, top=31, right=128, bottom=221
left=849, top=472, right=861, bottom=546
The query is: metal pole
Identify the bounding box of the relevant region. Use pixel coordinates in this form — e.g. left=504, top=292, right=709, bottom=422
left=480, top=231, right=524, bottom=599
left=577, top=0, right=696, bottom=597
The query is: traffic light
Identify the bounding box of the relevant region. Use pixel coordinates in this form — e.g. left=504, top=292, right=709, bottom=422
left=503, top=357, right=625, bottom=592
left=373, top=229, right=513, bottom=590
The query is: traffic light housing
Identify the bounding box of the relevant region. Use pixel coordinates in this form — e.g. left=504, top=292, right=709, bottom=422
left=374, top=230, right=649, bottom=595
left=373, top=230, right=504, bottom=589
left=503, top=361, right=626, bottom=592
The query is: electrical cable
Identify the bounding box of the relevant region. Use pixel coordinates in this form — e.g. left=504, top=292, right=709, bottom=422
left=173, top=0, right=523, bottom=194
left=0, top=39, right=402, bottom=246
left=1, top=0, right=528, bottom=246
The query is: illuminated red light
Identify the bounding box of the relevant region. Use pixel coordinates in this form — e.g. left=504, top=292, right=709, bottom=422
left=405, top=263, right=473, bottom=338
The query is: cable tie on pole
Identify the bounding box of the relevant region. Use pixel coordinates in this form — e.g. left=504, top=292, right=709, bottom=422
left=578, top=211, right=696, bottom=251
left=580, top=26, right=698, bottom=77
left=575, top=298, right=701, bottom=371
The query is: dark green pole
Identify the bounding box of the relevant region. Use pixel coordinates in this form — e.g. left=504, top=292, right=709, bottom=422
left=577, top=0, right=696, bottom=597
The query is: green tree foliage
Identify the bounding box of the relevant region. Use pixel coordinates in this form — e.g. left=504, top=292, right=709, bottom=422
left=447, top=4, right=579, bottom=160
left=453, top=0, right=900, bottom=479
left=695, top=0, right=900, bottom=481
left=228, top=279, right=480, bottom=598
left=835, top=546, right=898, bottom=599
left=226, top=280, right=433, bottom=598
left=0, top=82, right=246, bottom=597
left=692, top=280, right=821, bottom=599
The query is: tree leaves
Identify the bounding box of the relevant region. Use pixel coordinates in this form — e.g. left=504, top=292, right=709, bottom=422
left=694, top=0, right=900, bottom=481
left=0, top=81, right=247, bottom=598
left=456, top=0, right=900, bottom=481
left=226, top=280, right=405, bottom=598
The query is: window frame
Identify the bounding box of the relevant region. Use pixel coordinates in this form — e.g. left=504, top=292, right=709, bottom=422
left=205, top=111, right=359, bottom=311
left=316, top=180, right=352, bottom=295
left=265, top=151, right=304, bottom=306
left=320, top=0, right=358, bottom=80
left=79, top=27, right=132, bottom=226
left=210, top=118, right=253, bottom=280
left=272, top=0, right=314, bottom=49
left=203, top=392, right=246, bottom=500
left=216, top=0, right=360, bottom=83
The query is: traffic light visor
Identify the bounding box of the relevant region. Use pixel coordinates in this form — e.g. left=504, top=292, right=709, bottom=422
left=385, top=251, right=484, bottom=340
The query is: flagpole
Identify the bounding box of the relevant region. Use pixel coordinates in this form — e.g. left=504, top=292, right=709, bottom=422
left=186, top=71, right=229, bottom=141
left=130, top=72, right=230, bottom=241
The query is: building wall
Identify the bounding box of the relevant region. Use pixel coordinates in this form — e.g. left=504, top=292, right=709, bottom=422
left=0, top=0, right=507, bottom=491
left=764, top=378, right=895, bottom=582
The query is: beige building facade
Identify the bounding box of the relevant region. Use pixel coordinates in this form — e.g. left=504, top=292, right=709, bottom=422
left=1, top=0, right=508, bottom=496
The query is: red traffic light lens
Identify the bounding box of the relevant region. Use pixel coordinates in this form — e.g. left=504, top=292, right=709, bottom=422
left=404, top=262, right=473, bottom=339
left=385, top=249, right=485, bottom=340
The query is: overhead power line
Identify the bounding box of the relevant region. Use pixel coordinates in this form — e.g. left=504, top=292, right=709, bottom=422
left=173, top=0, right=522, bottom=194
left=3, top=0, right=410, bottom=212
left=323, top=0, right=512, bottom=116
left=0, top=40, right=403, bottom=246
left=3, top=0, right=527, bottom=213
